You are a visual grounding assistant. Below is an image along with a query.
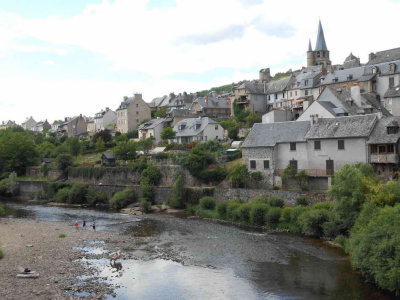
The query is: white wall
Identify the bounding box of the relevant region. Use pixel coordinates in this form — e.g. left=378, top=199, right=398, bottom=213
left=297, top=101, right=335, bottom=121
left=306, top=138, right=368, bottom=172
left=203, top=123, right=225, bottom=141
left=275, top=142, right=308, bottom=170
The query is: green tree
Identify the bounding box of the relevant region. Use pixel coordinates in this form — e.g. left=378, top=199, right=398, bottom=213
left=161, top=127, right=176, bottom=141
left=56, top=153, right=74, bottom=174
left=228, top=164, right=250, bottom=188
left=169, top=171, right=186, bottom=208
left=37, top=141, right=56, bottom=158
left=114, top=140, right=137, bottom=160
left=95, top=139, right=105, bottom=152
left=66, top=137, right=81, bottom=156
left=347, top=203, right=400, bottom=294
left=137, top=137, right=154, bottom=154
left=245, top=113, right=261, bottom=127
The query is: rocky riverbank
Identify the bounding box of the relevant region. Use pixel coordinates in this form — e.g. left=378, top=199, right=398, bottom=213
left=0, top=218, right=146, bottom=300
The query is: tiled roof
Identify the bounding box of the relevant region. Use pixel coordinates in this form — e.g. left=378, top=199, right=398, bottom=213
left=138, top=118, right=166, bottom=130
left=192, top=97, right=230, bottom=110
left=266, top=76, right=293, bottom=94
left=305, top=114, right=377, bottom=139
left=368, top=116, right=400, bottom=144
left=242, top=121, right=310, bottom=148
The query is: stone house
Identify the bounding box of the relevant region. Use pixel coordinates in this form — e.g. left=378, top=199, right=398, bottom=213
left=190, top=96, right=231, bottom=118
left=367, top=116, right=400, bottom=179
left=94, top=107, right=117, bottom=132
left=138, top=118, right=169, bottom=144
left=86, top=118, right=96, bottom=135
left=173, top=117, right=225, bottom=143
left=241, top=121, right=311, bottom=185
left=33, top=120, right=51, bottom=132
left=21, top=117, right=37, bottom=131
left=0, top=120, right=16, bottom=130
left=233, top=80, right=269, bottom=115
left=384, top=85, right=400, bottom=115
left=116, top=93, right=151, bottom=134
left=66, top=115, right=87, bottom=137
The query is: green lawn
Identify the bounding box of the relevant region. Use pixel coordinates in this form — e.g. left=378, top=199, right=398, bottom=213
left=76, top=152, right=102, bottom=165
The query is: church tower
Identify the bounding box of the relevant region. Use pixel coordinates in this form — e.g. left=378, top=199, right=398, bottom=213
left=307, top=20, right=332, bottom=67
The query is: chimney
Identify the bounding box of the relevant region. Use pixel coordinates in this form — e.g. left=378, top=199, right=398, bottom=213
left=310, top=114, right=319, bottom=125
left=369, top=52, right=376, bottom=62
left=134, top=93, right=142, bottom=100
left=123, top=96, right=128, bottom=101
left=350, top=85, right=362, bottom=107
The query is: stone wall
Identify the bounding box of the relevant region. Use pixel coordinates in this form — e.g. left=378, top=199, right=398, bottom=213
left=26, top=167, right=62, bottom=180
left=17, top=180, right=50, bottom=200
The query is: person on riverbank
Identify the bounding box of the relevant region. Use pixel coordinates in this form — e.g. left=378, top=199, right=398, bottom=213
left=92, top=221, right=96, bottom=231
left=74, top=222, right=79, bottom=230
left=82, top=220, right=86, bottom=229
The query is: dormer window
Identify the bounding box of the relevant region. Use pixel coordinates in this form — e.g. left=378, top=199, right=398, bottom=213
left=372, top=66, right=378, bottom=74
left=333, top=77, right=338, bottom=83
left=389, top=63, right=396, bottom=73
left=179, top=124, right=186, bottom=130
left=387, top=126, right=398, bottom=134
left=195, top=123, right=201, bottom=130
left=347, top=74, right=353, bottom=80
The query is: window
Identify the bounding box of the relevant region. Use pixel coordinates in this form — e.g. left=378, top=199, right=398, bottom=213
left=314, top=140, right=321, bottom=150
left=136, top=111, right=139, bottom=115
left=250, top=160, right=256, bottom=170
left=387, top=98, right=393, bottom=106
left=387, top=144, right=395, bottom=153
left=216, top=136, right=218, bottom=139
left=195, top=123, right=201, bottom=130
left=275, top=94, right=278, bottom=100
left=378, top=145, right=386, bottom=153
left=290, top=91, right=292, bottom=97
left=264, top=160, right=270, bottom=169
left=136, top=104, right=139, bottom=108
left=290, top=142, right=296, bottom=151
left=304, top=80, right=308, bottom=86
left=338, top=140, right=345, bottom=150
left=389, top=77, right=395, bottom=88
left=289, top=160, right=298, bottom=171
left=371, top=145, right=377, bottom=154
left=387, top=126, right=398, bottom=134
left=305, top=90, right=309, bottom=96
left=295, top=91, right=298, bottom=96
left=215, top=125, right=218, bottom=130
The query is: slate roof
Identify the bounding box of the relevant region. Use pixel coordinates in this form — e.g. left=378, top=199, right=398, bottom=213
left=242, top=121, right=310, bottom=148
left=324, top=87, right=358, bottom=115
left=266, top=76, right=293, bottom=94
left=317, top=101, right=337, bottom=116
left=117, top=97, right=134, bottom=110
left=367, top=47, right=400, bottom=65
left=174, top=117, right=218, bottom=137
left=191, top=97, right=230, bottom=110
left=138, top=118, right=166, bottom=130
left=361, top=93, right=391, bottom=116
left=320, top=66, right=369, bottom=85
left=384, top=85, right=400, bottom=98
left=289, top=71, right=320, bottom=90
left=305, top=114, right=377, bottom=139
left=368, top=116, right=400, bottom=144
left=315, top=20, right=328, bottom=51
left=235, top=80, right=267, bottom=94
left=102, top=152, right=116, bottom=160
left=364, top=60, right=400, bottom=76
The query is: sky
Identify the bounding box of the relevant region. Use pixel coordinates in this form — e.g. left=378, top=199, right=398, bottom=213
left=0, top=0, right=400, bottom=123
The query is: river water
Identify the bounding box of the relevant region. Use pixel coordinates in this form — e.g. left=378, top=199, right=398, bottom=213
left=4, top=202, right=393, bottom=300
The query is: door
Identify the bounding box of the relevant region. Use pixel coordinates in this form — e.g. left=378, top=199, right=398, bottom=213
left=326, top=159, right=334, bottom=175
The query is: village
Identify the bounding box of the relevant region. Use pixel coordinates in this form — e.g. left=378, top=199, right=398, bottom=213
left=2, top=21, right=399, bottom=190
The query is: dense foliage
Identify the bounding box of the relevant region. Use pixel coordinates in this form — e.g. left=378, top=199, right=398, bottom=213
left=109, top=189, right=136, bottom=210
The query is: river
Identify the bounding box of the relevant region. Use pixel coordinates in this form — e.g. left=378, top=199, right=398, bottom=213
left=4, top=202, right=393, bottom=300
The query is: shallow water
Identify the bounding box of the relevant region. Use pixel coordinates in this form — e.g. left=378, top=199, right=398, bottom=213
left=3, top=201, right=394, bottom=300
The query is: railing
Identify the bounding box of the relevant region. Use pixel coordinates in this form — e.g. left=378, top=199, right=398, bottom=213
left=370, top=154, right=399, bottom=164
left=275, top=169, right=334, bottom=177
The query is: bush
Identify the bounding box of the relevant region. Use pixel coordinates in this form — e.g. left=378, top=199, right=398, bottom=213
left=216, top=202, right=228, bottom=219
left=68, top=183, right=89, bottom=204
left=249, top=203, right=269, bottom=226
left=56, top=153, right=74, bottom=173
left=296, top=195, right=309, bottom=206
left=109, top=189, right=136, bottom=210
left=169, top=172, right=186, bottom=208
left=140, top=198, right=152, bottom=213
left=267, top=197, right=284, bottom=208
left=86, top=187, right=107, bottom=206
left=226, top=201, right=242, bottom=221
left=265, top=207, right=282, bottom=227
left=140, top=178, right=155, bottom=202
left=54, top=187, right=70, bottom=203
left=0, top=204, right=7, bottom=217
left=229, top=165, right=249, bottom=188
left=141, top=165, right=162, bottom=185
left=237, top=203, right=252, bottom=223
left=198, top=168, right=227, bottom=184
left=251, top=196, right=270, bottom=204
left=58, top=234, right=67, bottom=238
left=250, top=172, right=263, bottom=182
left=298, top=208, right=331, bottom=237
left=280, top=207, right=293, bottom=223
left=199, top=197, right=216, bottom=210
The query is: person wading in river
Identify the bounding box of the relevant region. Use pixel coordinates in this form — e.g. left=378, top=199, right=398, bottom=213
left=92, top=221, right=96, bottom=231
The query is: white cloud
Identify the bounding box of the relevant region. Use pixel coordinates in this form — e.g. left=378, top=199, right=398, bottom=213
left=0, top=0, right=399, bottom=122
left=43, top=60, right=55, bottom=65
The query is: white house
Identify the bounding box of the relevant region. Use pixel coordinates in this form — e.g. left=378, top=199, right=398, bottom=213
left=138, top=118, right=169, bottom=144
left=94, top=107, right=117, bottom=132
left=173, top=117, right=224, bottom=143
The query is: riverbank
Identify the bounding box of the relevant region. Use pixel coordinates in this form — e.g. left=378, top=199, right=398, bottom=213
left=0, top=218, right=136, bottom=300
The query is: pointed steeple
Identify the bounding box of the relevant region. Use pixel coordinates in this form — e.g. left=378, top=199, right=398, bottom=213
left=315, top=20, right=328, bottom=51
left=308, top=39, right=312, bottom=52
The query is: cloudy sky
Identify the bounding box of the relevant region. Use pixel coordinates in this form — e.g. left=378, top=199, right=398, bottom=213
left=1, top=0, right=399, bottom=123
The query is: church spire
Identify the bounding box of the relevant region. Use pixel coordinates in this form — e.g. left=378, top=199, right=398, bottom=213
left=308, top=39, right=312, bottom=52
left=315, top=20, right=328, bottom=51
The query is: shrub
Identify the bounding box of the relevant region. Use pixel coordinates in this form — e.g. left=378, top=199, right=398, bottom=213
left=140, top=178, right=155, bottom=202
left=169, top=172, right=186, bottom=209
left=56, top=153, right=74, bottom=173
left=226, top=201, right=242, bottom=221
left=280, top=207, right=293, bottom=223
left=249, top=203, right=269, bottom=226
left=297, top=170, right=308, bottom=191
left=109, top=189, right=136, bottom=210
left=154, top=152, right=169, bottom=160
left=216, top=202, right=228, bottom=219
left=237, top=203, right=252, bottom=223
left=229, top=165, right=249, bottom=188
left=267, top=197, right=284, bottom=208
left=68, top=183, right=89, bottom=204
left=54, top=187, right=70, bottom=203
left=298, top=208, right=331, bottom=237
left=58, top=234, right=67, bottom=238
left=199, top=197, right=216, bottom=210
left=140, top=198, right=152, bottom=213
left=296, top=195, right=309, bottom=206
left=141, top=165, right=162, bottom=185
left=251, top=196, right=270, bottom=204
left=265, top=207, right=282, bottom=227
left=86, top=187, right=107, bottom=206
left=0, top=204, right=7, bottom=217
left=313, top=201, right=335, bottom=211
left=198, top=168, right=227, bottom=184
left=250, top=172, right=263, bottom=182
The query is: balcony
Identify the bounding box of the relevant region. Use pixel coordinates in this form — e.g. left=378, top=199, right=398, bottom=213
left=370, top=153, right=399, bottom=164
left=275, top=169, right=334, bottom=177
